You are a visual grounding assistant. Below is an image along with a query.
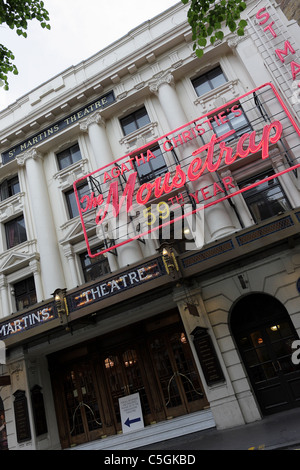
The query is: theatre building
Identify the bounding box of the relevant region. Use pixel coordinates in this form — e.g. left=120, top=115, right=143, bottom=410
left=1, top=0, right=300, bottom=450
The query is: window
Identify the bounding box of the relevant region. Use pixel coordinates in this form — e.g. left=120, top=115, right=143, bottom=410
left=65, top=182, right=90, bottom=219
left=80, top=246, right=110, bottom=283
left=211, top=106, right=252, bottom=142
left=120, top=107, right=150, bottom=136
left=0, top=176, right=20, bottom=201
left=5, top=215, right=27, bottom=249
left=192, top=66, right=227, bottom=97
left=14, top=276, right=37, bottom=311
left=135, top=145, right=168, bottom=183
left=239, top=170, right=291, bottom=223
left=57, top=143, right=82, bottom=170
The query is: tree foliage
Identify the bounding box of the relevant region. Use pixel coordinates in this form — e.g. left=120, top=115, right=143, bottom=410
left=181, top=0, right=247, bottom=58
left=0, top=0, right=51, bottom=90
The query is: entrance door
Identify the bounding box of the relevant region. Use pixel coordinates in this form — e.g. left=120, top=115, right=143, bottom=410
left=49, top=311, right=208, bottom=448
left=231, top=293, right=300, bottom=415
left=149, top=328, right=208, bottom=417
left=102, top=347, right=154, bottom=430
left=51, top=358, right=113, bottom=448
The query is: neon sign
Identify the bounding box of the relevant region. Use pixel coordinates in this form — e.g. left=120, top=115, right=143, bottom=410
left=74, top=83, right=300, bottom=258
left=255, top=7, right=300, bottom=88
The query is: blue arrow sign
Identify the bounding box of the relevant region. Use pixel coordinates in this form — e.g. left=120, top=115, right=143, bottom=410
left=124, top=417, right=141, bottom=428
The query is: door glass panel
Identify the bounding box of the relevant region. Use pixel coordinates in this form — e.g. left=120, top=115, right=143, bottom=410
left=122, top=349, right=151, bottom=415
left=150, top=337, right=182, bottom=408
left=104, top=355, right=123, bottom=422
left=63, top=370, right=84, bottom=437
left=77, top=366, right=102, bottom=432
left=170, top=333, right=204, bottom=403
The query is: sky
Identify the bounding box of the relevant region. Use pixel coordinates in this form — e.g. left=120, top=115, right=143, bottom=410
left=0, top=0, right=179, bottom=111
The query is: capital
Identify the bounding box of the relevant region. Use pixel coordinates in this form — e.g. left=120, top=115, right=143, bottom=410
left=80, top=112, right=106, bottom=132
left=149, top=72, right=175, bottom=95
left=16, top=148, right=43, bottom=166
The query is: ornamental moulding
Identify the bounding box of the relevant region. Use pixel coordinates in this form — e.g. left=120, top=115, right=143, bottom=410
left=16, top=148, right=43, bottom=166
left=80, top=112, right=106, bottom=132
left=148, top=71, right=175, bottom=94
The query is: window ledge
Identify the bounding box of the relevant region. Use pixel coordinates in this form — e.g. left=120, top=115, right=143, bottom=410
left=194, top=79, right=239, bottom=112
left=0, top=192, right=25, bottom=222
left=53, top=158, right=89, bottom=189
left=119, top=122, right=159, bottom=151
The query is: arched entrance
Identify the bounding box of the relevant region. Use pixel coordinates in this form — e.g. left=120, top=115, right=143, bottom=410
left=230, top=293, right=300, bottom=415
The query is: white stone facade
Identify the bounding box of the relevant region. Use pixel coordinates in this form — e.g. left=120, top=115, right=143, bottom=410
left=0, top=0, right=300, bottom=450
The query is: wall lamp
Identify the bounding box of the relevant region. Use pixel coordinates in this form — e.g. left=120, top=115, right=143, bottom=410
left=159, top=242, right=180, bottom=277
left=52, top=288, right=69, bottom=325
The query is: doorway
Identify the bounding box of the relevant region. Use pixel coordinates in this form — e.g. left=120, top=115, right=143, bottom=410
left=231, top=293, right=300, bottom=415
left=49, top=310, right=208, bottom=448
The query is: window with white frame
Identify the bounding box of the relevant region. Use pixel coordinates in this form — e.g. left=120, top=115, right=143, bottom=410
left=238, top=169, right=291, bottom=223
left=5, top=214, right=27, bottom=249
left=192, top=66, right=227, bottom=97
left=120, top=106, right=151, bottom=136
left=13, top=276, right=37, bottom=311
left=80, top=245, right=110, bottom=283
left=65, top=182, right=90, bottom=219
left=0, top=175, right=20, bottom=201
left=57, top=143, right=82, bottom=170
left=133, top=145, right=168, bottom=183
left=210, top=105, right=252, bottom=142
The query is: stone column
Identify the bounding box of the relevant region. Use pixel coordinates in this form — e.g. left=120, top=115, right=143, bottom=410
left=0, top=274, right=10, bottom=318
left=81, top=112, right=143, bottom=268
left=63, top=245, right=80, bottom=288
left=80, top=112, right=114, bottom=168
left=149, top=71, right=236, bottom=240
left=17, top=149, right=65, bottom=299
left=220, top=169, right=254, bottom=228
left=29, top=259, right=44, bottom=302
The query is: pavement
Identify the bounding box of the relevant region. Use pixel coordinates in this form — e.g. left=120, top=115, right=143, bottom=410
left=138, top=407, right=300, bottom=451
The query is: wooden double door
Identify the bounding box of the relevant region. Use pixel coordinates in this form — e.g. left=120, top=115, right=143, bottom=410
left=50, top=314, right=208, bottom=448
left=231, top=294, right=300, bottom=416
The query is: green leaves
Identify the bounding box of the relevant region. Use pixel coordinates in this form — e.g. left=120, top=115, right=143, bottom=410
left=0, top=0, right=51, bottom=90
left=181, top=0, right=248, bottom=59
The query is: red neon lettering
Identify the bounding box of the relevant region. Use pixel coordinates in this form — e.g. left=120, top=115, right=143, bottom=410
left=213, top=182, right=225, bottom=197
left=256, top=7, right=269, bottom=25
left=222, top=176, right=235, bottom=191
left=275, top=41, right=295, bottom=63
left=264, top=21, right=277, bottom=38
left=231, top=104, right=242, bottom=117
left=163, top=139, right=173, bottom=151
left=218, top=111, right=229, bottom=124
left=111, top=166, right=120, bottom=178
left=146, top=149, right=156, bottom=162
left=103, top=171, right=112, bottom=183
left=172, top=133, right=184, bottom=148
left=200, top=186, right=211, bottom=201
left=94, top=121, right=283, bottom=222
left=194, top=123, right=205, bottom=135
left=291, top=61, right=300, bottom=81
left=136, top=182, right=153, bottom=205
left=80, top=192, right=104, bottom=212
left=95, top=172, right=137, bottom=224
left=181, top=130, right=194, bottom=143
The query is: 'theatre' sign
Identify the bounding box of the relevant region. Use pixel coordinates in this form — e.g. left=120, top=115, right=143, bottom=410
left=74, top=83, right=300, bottom=258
